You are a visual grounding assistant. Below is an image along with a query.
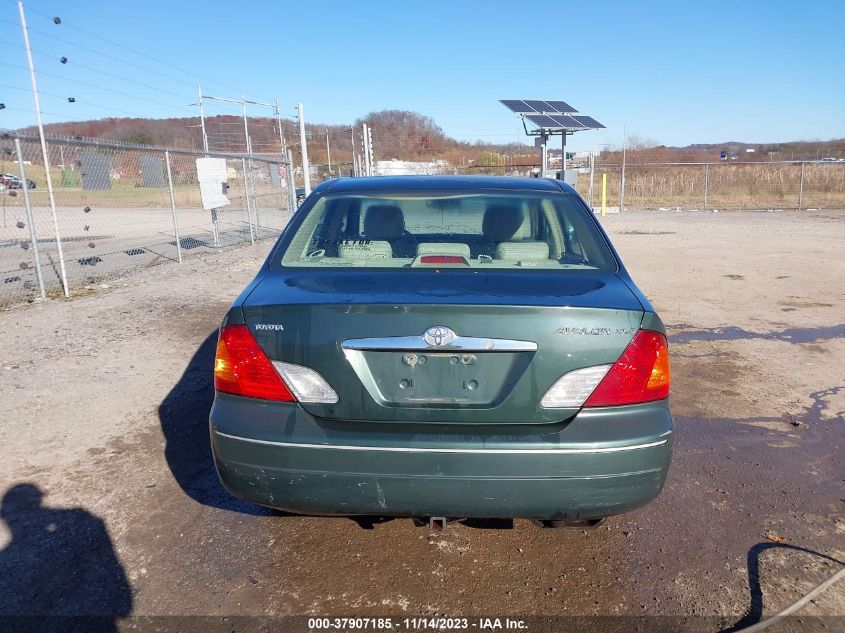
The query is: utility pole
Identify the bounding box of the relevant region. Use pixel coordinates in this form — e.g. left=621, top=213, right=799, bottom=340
left=18, top=0, right=68, bottom=297
left=241, top=95, right=251, bottom=154
left=361, top=124, right=375, bottom=176
left=362, top=124, right=370, bottom=176
left=198, top=85, right=208, bottom=153
left=350, top=127, right=356, bottom=176
left=367, top=125, right=374, bottom=176
left=326, top=129, right=332, bottom=175
left=298, top=102, right=311, bottom=194
left=274, top=98, right=286, bottom=154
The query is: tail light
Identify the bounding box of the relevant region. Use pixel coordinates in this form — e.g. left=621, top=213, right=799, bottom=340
left=214, top=324, right=339, bottom=403
left=583, top=329, right=670, bottom=407
left=540, top=329, right=670, bottom=409
left=214, top=325, right=295, bottom=401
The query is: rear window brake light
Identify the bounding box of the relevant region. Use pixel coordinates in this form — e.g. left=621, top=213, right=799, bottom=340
left=418, top=255, right=469, bottom=265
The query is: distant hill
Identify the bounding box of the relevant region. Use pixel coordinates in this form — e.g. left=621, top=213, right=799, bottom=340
left=11, top=110, right=844, bottom=164
left=11, top=110, right=532, bottom=167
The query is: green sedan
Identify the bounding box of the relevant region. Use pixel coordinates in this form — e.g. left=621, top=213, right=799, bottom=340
left=210, top=176, right=672, bottom=527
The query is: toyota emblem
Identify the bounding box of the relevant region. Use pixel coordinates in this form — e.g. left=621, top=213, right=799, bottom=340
left=423, top=326, right=456, bottom=348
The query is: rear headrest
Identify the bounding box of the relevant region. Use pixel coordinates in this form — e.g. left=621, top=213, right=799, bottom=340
left=364, top=205, right=405, bottom=240
left=495, top=241, right=550, bottom=261
left=338, top=240, right=392, bottom=259
left=482, top=205, right=524, bottom=242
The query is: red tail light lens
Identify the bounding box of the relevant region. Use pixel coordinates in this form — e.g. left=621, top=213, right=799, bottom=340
left=583, top=329, right=670, bottom=407
left=419, top=255, right=468, bottom=264
left=214, top=324, right=295, bottom=401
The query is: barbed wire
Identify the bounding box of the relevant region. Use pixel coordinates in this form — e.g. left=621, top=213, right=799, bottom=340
left=0, top=61, right=199, bottom=116
left=19, top=2, right=250, bottom=97
left=0, top=16, right=248, bottom=111
left=0, top=81, right=182, bottom=120
left=0, top=39, right=218, bottom=110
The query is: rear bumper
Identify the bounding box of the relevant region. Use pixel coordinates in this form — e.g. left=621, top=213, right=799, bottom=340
left=209, top=396, right=672, bottom=520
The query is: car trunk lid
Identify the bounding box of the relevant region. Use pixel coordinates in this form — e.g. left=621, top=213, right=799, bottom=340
left=242, top=270, right=644, bottom=424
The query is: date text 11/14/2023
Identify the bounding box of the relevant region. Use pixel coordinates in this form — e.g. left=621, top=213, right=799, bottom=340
left=307, top=617, right=528, bottom=630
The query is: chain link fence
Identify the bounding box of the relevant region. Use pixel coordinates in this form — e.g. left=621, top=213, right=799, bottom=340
left=0, top=133, right=295, bottom=309
left=424, top=160, right=845, bottom=212
left=574, top=161, right=845, bottom=211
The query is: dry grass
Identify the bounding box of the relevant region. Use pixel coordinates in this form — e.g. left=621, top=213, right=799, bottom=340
left=575, top=163, right=845, bottom=209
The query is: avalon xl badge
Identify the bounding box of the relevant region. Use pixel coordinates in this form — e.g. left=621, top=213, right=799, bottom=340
left=423, top=326, right=456, bottom=348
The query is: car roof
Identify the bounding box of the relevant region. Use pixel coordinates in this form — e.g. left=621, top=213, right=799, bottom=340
left=315, top=175, right=577, bottom=195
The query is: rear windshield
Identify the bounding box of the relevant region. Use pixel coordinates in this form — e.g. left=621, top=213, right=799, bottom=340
left=279, top=191, right=616, bottom=272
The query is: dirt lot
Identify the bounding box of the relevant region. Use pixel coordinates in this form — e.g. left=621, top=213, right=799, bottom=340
left=0, top=209, right=842, bottom=631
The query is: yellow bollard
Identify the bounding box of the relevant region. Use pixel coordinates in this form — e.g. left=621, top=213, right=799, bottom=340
left=601, top=173, right=607, bottom=217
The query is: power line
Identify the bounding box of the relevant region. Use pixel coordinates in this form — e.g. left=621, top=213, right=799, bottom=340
left=0, top=15, right=246, bottom=105
left=0, top=61, right=198, bottom=115
left=0, top=105, right=69, bottom=120
left=0, top=82, right=177, bottom=120
left=21, top=3, right=249, bottom=97
left=0, top=39, right=203, bottom=105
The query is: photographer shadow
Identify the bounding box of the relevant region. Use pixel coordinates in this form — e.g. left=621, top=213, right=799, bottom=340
left=0, top=483, right=132, bottom=632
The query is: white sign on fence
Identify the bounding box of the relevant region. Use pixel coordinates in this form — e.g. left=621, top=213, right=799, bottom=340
left=196, top=157, right=231, bottom=210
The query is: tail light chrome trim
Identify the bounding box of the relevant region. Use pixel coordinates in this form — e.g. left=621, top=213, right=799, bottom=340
left=342, top=327, right=537, bottom=352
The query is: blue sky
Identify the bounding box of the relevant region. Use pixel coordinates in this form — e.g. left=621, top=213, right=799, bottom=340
left=1, top=0, right=843, bottom=152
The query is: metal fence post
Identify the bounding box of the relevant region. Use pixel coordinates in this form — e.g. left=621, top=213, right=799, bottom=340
left=798, top=162, right=805, bottom=210
left=241, top=157, right=255, bottom=245
left=703, top=163, right=709, bottom=211
left=14, top=138, right=46, bottom=299
left=619, top=130, right=627, bottom=212
left=286, top=149, right=297, bottom=212
left=164, top=150, right=183, bottom=263
left=601, top=173, right=607, bottom=217
left=248, top=160, right=261, bottom=238
left=588, top=151, right=595, bottom=208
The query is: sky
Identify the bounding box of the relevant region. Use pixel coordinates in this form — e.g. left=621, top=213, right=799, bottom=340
left=1, top=0, right=843, bottom=153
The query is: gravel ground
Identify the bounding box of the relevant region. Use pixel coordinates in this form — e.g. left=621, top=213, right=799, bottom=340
left=0, top=208, right=842, bottom=631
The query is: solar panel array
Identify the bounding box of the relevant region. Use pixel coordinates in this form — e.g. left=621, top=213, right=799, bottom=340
left=501, top=99, right=576, bottom=114
left=500, top=99, right=605, bottom=130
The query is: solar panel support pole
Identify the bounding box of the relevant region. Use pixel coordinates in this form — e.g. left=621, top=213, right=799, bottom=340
left=540, top=131, right=548, bottom=176
left=560, top=132, right=567, bottom=180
